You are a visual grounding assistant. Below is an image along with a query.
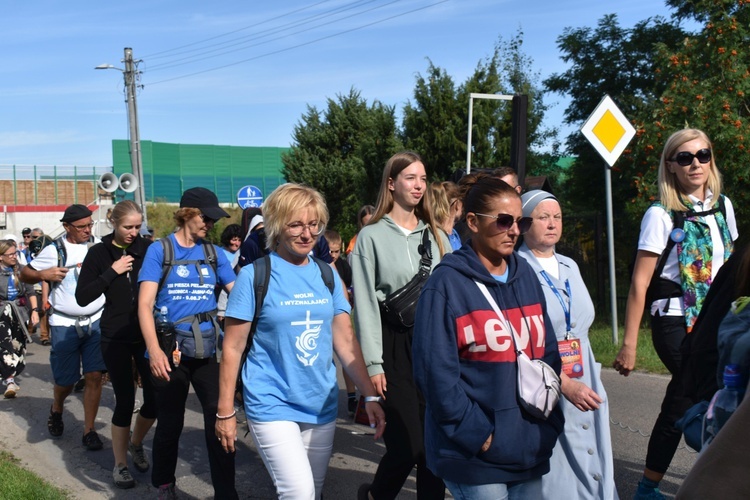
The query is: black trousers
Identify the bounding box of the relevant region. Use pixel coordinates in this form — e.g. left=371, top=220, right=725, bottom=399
left=150, top=357, right=238, bottom=499
left=646, top=314, right=694, bottom=474
left=101, top=339, right=156, bottom=426
left=369, top=321, right=445, bottom=500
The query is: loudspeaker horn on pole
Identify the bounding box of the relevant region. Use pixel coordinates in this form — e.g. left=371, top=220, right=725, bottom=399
left=118, top=173, right=139, bottom=193
left=97, top=172, right=119, bottom=193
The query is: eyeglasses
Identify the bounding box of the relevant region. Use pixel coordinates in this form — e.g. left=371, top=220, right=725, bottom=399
left=286, top=221, right=325, bottom=237
left=23, top=234, right=32, bottom=239
left=474, top=213, right=533, bottom=234
left=68, top=222, right=94, bottom=230
left=200, top=214, right=217, bottom=224
left=669, top=148, right=711, bottom=167
left=2, top=251, right=17, bottom=257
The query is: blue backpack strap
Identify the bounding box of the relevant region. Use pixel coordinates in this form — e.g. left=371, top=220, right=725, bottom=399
left=49, top=237, right=69, bottom=290
left=53, top=236, right=66, bottom=268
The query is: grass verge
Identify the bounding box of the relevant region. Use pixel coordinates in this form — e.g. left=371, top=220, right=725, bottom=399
left=589, top=322, right=668, bottom=375
left=0, top=450, right=69, bottom=499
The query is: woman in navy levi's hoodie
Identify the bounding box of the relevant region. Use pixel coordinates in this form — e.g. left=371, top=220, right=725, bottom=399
left=413, top=175, right=563, bottom=499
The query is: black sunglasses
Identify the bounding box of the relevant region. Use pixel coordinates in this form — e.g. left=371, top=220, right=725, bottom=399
left=200, top=214, right=217, bottom=224
left=474, top=213, right=533, bottom=234
left=669, top=148, right=711, bottom=167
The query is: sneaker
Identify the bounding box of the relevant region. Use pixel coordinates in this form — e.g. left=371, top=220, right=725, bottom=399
left=113, top=464, right=135, bottom=489
left=634, top=484, right=666, bottom=500
left=82, top=430, right=103, bottom=451
left=157, top=482, right=178, bottom=500
left=40, top=339, right=51, bottom=346
left=74, top=377, right=86, bottom=393
left=128, top=440, right=149, bottom=472
left=4, top=382, right=19, bottom=399
left=357, top=484, right=372, bottom=500
left=47, top=407, right=64, bottom=437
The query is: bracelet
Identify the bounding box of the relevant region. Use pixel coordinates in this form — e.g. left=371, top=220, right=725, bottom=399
left=364, top=396, right=382, bottom=403
left=216, top=410, right=236, bottom=420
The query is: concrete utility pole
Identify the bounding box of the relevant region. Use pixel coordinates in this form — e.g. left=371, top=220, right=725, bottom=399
left=96, top=48, right=148, bottom=230
left=122, top=48, right=148, bottom=228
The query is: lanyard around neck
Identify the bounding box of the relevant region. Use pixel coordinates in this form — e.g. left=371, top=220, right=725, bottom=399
left=540, top=271, right=572, bottom=337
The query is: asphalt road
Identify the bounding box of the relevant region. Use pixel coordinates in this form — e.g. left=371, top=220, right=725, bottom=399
left=0, top=339, right=695, bottom=499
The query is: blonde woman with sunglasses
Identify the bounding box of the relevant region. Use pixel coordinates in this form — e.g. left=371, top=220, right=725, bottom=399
left=614, top=128, right=738, bottom=499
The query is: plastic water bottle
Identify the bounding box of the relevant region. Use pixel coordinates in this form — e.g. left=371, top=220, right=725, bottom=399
left=714, top=364, right=743, bottom=431
left=706, top=364, right=743, bottom=443
left=156, top=306, right=173, bottom=340
left=156, top=306, right=172, bottom=335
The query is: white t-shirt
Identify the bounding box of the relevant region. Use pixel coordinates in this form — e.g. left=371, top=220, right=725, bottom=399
left=638, top=191, right=738, bottom=316
left=536, top=255, right=559, bottom=279
left=32, top=236, right=105, bottom=326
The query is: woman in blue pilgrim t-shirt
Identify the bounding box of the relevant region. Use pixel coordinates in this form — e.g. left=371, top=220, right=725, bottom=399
left=138, top=187, right=238, bottom=499
left=215, top=183, right=385, bottom=500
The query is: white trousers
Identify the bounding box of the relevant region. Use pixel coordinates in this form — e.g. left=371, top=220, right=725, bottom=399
left=248, top=419, right=336, bottom=500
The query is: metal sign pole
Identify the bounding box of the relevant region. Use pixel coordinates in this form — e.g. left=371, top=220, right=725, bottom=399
left=605, top=163, right=618, bottom=343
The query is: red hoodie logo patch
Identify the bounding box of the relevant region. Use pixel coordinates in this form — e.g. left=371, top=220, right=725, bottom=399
left=456, top=304, right=545, bottom=362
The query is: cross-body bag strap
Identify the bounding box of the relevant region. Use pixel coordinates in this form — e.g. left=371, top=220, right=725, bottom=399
left=475, top=280, right=523, bottom=356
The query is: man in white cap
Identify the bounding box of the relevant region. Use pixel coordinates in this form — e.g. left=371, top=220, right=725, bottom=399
left=20, top=204, right=107, bottom=451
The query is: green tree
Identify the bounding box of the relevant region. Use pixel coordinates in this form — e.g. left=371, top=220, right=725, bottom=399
left=545, top=14, right=687, bottom=217
left=402, top=30, right=557, bottom=182
left=282, top=89, right=402, bottom=241
left=401, top=62, right=465, bottom=179
left=629, top=1, right=750, bottom=239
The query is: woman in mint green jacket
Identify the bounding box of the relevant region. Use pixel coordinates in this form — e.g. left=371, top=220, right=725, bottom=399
left=351, top=151, right=449, bottom=500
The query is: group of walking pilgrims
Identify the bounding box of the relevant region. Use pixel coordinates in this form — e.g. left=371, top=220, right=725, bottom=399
left=2, top=126, right=745, bottom=499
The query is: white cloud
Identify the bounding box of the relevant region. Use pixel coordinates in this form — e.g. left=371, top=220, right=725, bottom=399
left=0, top=130, right=87, bottom=148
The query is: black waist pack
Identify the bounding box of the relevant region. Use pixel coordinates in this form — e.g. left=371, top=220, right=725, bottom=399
left=380, top=230, right=432, bottom=330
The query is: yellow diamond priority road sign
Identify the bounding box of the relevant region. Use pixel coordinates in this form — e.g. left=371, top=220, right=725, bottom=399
left=581, top=95, right=635, bottom=167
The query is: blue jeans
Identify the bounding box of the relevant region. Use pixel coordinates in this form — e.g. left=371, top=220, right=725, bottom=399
left=444, top=477, right=542, bottom=500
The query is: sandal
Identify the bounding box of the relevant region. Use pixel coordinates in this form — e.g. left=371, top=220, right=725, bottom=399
left=48, top=407, right=63, bottom=437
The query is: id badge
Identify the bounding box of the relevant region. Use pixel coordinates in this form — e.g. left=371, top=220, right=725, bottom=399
left=558, top=337, right=584, bottom=378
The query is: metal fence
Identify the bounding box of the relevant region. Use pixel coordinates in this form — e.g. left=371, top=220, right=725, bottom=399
left=0, top=164, right=113, bottom=206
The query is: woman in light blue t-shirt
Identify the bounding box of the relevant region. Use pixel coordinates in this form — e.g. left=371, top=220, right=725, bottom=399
left=216, top=183, right=385, bottom=500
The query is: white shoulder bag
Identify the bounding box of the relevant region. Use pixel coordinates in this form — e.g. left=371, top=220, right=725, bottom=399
left=475, top=281, right=561, bottom=420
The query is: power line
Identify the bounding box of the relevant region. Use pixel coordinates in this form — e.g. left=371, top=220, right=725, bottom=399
left=146, top=0, right=384, bottom=72
left=141, top=0, right=332, bottom=60
left=146, top=0, right=448, bottom=87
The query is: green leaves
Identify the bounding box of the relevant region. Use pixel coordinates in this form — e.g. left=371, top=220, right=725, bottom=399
left=282, top=89, right=402, bottom=241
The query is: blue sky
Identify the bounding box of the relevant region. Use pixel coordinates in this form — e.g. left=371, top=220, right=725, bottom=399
left=2, top=0, right=679, bottom=167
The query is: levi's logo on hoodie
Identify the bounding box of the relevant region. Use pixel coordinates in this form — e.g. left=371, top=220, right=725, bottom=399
left=456, top=304, right=545, bottom=362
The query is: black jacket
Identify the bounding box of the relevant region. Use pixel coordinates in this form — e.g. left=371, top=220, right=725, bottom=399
left=75, top=233, right=151, bottom=343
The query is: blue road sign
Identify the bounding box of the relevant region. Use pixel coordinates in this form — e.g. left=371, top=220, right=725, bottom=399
left=237, top=185, right=263, bottom=208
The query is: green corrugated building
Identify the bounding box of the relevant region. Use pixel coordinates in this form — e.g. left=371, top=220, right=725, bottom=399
left=112, top=140, right=289, bottom=204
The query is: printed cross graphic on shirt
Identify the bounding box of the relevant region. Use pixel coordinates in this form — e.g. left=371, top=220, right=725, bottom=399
left=291, top=310, right=323, bottom=366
